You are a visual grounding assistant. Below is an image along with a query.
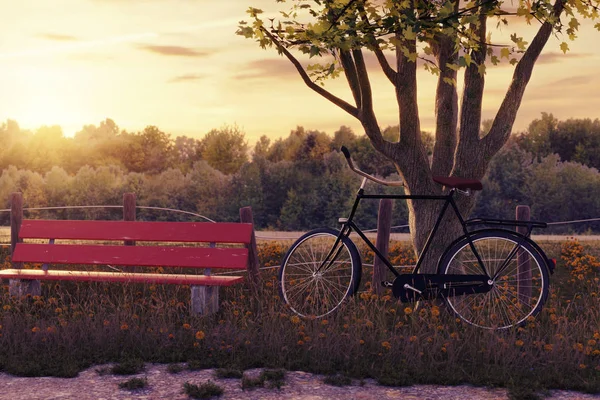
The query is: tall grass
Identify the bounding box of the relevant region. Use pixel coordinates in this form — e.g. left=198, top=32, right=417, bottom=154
left=0, top=240, right=598, bottom=396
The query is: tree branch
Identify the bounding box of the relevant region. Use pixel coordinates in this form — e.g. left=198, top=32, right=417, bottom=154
left=430, top=1, right=459, bottom=178
left=457, top=11, right=488, bottom=147
left=261, top=27, right=360, bottom=119
left=482, top=0, right=566, bottom=160
left=339, top=50, right=362, bottom=109
left=373, top=45, right=398, bottom=85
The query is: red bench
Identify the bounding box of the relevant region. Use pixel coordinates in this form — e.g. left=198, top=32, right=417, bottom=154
left=0, top=219, right=253, bottom=313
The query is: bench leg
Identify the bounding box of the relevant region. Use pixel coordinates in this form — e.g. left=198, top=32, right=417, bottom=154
left=190, top=285, right=219, bottom=315
left=9, top=279, right=41, bottom=297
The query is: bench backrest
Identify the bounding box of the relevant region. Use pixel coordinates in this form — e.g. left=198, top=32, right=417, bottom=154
left=19, top=220, right=253, bottom=244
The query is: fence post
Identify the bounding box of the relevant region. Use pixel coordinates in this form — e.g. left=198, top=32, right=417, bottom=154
left=240, top=206, right=261, bottom=292
left=373, top=199, right=393, bottom=295
left=123, top=193, right=136, bottom=246
left=9, top=192, right=40, bottom=297
left=516, top=205, right=532, bottom=302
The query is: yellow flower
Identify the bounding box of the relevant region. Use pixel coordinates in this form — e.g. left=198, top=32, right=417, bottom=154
left=381, top=341, right=392, bottom=350
left=579, top=364, right=587, bottom=369
left=120, top=323, right=129, bottom=331
left=3, top=305, right=11, bottom=311
left=182, top=323, right=191, bottom=330
left=588, top=340, right=597, bottom=346
left=515, top=340, right=524, bottom=347
left=195, top=330, right=205, bottom=340
left=31, top=327, right=40, bottom=333
left=103, top=320, right=110, bottom=327
left=544, top=344, right=553, bottom=352
left=321, top=319, right=329, bottom=326
left=290, top=316, right=301, bottom=324
left=297, top=340, right=304, bottom=345
left=431, top=307, right=440, bottom=317
left=409, top=336, right=418, bottom=342
left=404, top=307, right=413, bottom=315
left=168, top=333, right=174, bottom=340
left=359, top=339, right=365, bottom=345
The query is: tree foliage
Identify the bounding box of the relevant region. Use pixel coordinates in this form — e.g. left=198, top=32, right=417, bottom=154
left=237, top=0, right=600, bottom=266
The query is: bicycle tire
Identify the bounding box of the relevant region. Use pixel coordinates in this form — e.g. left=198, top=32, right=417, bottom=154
left=438, top=229, right=549, bottom=330
left=279, top=228, right=362, bottom=319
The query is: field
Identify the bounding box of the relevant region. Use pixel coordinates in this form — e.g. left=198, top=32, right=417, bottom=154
left=0, top=236, right=598, bottom=400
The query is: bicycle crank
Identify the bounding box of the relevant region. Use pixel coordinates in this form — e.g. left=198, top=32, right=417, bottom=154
left=392, top=274, right=436, bottom=303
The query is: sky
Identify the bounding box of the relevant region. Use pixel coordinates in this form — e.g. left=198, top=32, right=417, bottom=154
left=2, top=0, right=600, bottom=145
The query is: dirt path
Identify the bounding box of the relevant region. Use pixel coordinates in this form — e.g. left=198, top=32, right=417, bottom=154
left=0, top=364, right=598, bottom=400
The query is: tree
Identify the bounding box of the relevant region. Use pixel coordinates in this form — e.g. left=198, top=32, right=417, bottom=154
left=238, top=0, right=592, bottom=270
left=201, top=125, right=249, bottom=175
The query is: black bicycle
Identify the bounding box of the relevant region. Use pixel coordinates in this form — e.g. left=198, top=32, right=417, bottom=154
left=279, top=146, right=555, bottom=329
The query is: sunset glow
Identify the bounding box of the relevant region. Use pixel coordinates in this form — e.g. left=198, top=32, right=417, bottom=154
left=2, top=0, right=600, bottom=144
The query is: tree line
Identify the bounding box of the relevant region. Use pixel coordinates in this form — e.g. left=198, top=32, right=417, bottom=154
left=1, top=115, right=599, bottom=233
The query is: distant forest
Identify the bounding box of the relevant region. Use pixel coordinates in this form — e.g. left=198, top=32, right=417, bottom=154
left=1, top=112, right=600, bottom=233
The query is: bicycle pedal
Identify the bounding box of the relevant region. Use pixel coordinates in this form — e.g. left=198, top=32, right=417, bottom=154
left=381, top=281, right=393, bottom=288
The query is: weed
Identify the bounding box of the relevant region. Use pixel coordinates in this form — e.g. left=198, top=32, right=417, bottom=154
left=183, top=381, right=224, bottom=399
left=111, top=359, right=145, bottom=375
left=323, top=374, right=352, bottom=386
left=214, top=368, right=243, bottom=379
left=118, top=377, right=148, bottom=390
left=167, top=363, right=185, bottom=374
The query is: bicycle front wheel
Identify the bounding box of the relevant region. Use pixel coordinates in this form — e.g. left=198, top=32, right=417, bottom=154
left=279, top=228, right=362, bottom=319
left=438, top=229, right=549, bottom=330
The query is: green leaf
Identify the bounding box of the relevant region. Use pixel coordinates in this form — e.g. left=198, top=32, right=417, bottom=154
left=560, top=42, right=569, bottom=54
left=500, top=48, right=510, bottom=59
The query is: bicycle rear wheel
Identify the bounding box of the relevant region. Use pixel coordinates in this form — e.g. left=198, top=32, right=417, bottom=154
left=279, top=228, right=361, bottom=319
left=438, top=229, right=549, bottom=329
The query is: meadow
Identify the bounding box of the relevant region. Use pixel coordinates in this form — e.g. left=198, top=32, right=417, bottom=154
left=0, top=237, right=598, bottom=400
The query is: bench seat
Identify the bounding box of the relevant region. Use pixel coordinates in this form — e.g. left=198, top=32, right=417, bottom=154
left=0, top=269, right=243, bottom=285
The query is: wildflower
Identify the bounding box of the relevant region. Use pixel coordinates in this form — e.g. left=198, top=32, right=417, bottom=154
left=193, top=342, right=199, bottom=348
left=365, top=320, right=373, bottom=328
left=31, top=327, right=40, bottom=333
left=343, top=324, right=349, bottom=329
left=441, top=347, right=447, bottom=353
left=120, top=323, right=129, bottom=331
left=594, top=332, right=600, bottom=340
left=233, top=310, right=239, bottom=316
left=297, top=340, right=304, bottom=346
left=588, top=340, right=597, bottom=346
left=409, top=336, right=418, bottom=342
left=195, top=330, right=205, bottom=340
left=515, top=340, right=524, bottom=347
left=168, top=333, right=175, bottom=340
left=574, top=343, right=584, bottom=352
left=182, top=323, right=191, bottom=330
left=245, top=340, right=251, bottom=345
left=103, top=320, right=110, bottom=327
left=303, top=336, right=311, bottom=342
left=579, top=364, right=587, bottom=369
left=321, top=319, right=329, bottom=326
left=544, top=344, right=553, bottom=352
left=381, top=341, right=392, bottom=350
left=290, top=315, right=301, bottom=324
left=431, top=307, right=440, bottom=317
left=359, top=340, right=365, bottom=345
left=450, top=332, right=459, bottom=340
left=389, top=308, right=396, bottom=314
left=3, top=305, right=11, bottom=311
left=319, top=333, right=326, bottom=338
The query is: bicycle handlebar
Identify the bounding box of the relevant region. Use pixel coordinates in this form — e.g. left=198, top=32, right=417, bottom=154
left=340, top=146, right=404, bottom=187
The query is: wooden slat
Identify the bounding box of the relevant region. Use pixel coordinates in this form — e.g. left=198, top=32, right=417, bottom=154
left=12, top=243, right=248, bottom=269
left=18, top=220, right=253, bottom=244
left=0, top=269, right=244, bottom=286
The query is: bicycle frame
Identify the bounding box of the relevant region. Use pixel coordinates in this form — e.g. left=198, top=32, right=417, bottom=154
left=318, top=178, right=548, bottom=281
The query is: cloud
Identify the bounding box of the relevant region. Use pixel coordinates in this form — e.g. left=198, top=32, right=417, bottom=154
left=137, top=44, right=213, bottom=57
left=36, top=33, right=78, bottom=41
left=168, top=74, right=205, bottom=83
left=537, top=51, right=591, bottom=64
left=235, top=58, right=300, bottom=80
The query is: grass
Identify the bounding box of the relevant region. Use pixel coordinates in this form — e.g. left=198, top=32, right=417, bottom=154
left=0, top=240, right=598, bottom=396
left=214, top=368, right=243, bottom=379
left=241, top=369, right=286, bottom=390
left=183, top=381, right=224, bottom=399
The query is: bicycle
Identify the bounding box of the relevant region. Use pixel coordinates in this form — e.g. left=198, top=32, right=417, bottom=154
left=278, top=146, right=555, bottom=329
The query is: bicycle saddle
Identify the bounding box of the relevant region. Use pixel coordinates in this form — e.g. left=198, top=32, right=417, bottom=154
left=433, top=176, right=483, bottom=191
